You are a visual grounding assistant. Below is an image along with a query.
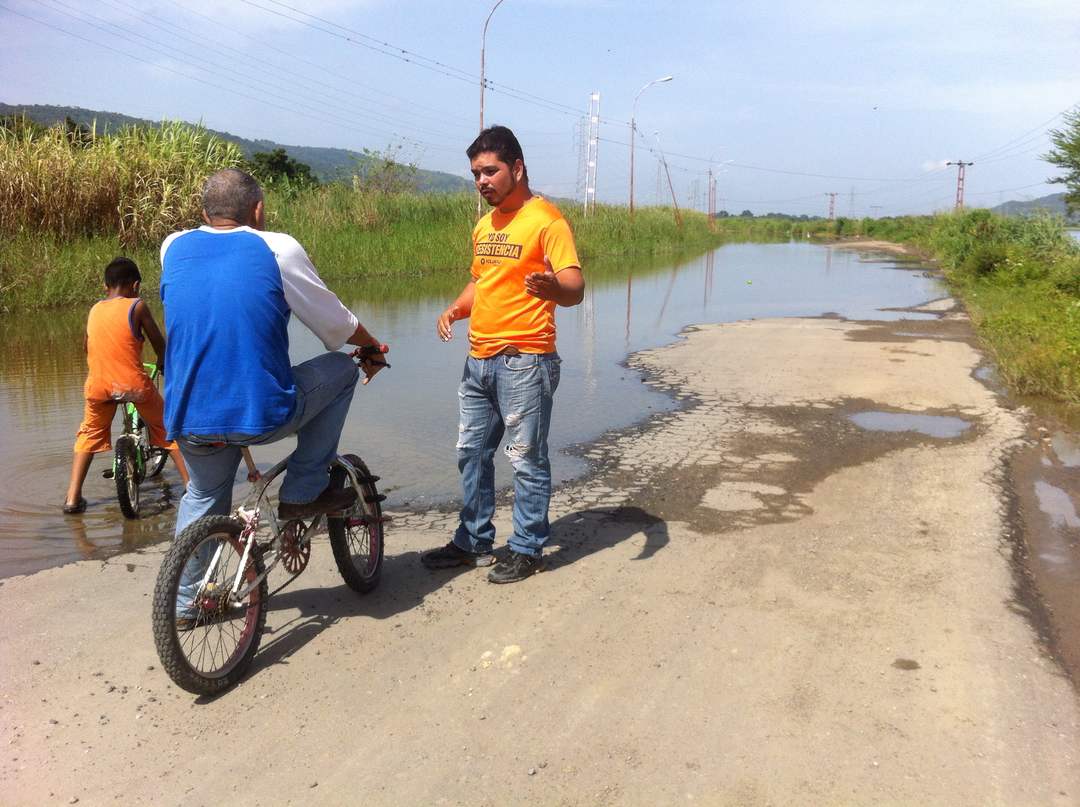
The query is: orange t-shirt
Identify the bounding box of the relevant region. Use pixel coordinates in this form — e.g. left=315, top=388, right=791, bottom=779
left=468, top=196, right=580, bottom=358
left=84, top=297, right=154, bottom=402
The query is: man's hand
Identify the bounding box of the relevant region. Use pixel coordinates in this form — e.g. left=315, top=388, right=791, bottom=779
left=350, top=344, right=390, bottom=385
left=524, top=257, right=561, bottom=301
left=437, top=305, right=460, bottom=342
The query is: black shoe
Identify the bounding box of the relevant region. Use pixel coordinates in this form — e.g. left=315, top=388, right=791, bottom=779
left=487, top=551, right=542, bottom=584
left=420, top=541, right=495, bottom=569
left=278, top=486, right=357, bottom=521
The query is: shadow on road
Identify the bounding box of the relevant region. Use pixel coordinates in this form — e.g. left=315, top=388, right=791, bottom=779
left=544, top=506, right=669, bottom=572
left=199, top=507, right=668, bottom=701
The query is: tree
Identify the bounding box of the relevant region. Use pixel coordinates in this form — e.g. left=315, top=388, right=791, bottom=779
left=352, top=145, right=418, bottom=194
left=247, top=148, right=318, bottom=190
left=739, top=209, right=754, bottom=218
left=1044, top=106, right=1080, bottom=214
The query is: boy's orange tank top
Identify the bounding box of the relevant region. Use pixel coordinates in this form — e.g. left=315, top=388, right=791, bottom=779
left=84, top=297, right=152, bottom=401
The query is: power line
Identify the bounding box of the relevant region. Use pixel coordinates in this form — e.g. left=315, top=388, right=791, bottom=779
left=3, top=3, right=461, bottom=157
left=44, top=0, right=468, bottom=143
left=237, top=0, right=598, bottom=122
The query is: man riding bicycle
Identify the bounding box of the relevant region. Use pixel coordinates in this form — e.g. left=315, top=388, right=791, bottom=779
left=161, top=168, right=387, bottom=536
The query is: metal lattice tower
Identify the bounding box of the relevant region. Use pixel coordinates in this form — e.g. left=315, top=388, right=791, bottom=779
left=583, top=92, right=600, bottom=216
left=946, top=160, right=974, bottom=210
left=826, top=192, right=838, bottom=220
left=574, top=117, right=587, bottom=204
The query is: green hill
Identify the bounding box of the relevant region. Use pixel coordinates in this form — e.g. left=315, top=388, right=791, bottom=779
left=0, top=102, right=472, bottom=193
left=990, top=191, right=1077, bottom=222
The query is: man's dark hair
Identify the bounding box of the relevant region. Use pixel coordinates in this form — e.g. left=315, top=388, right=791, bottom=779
left=202, top=168, right=263, bottom=221
left=467, top=125, right=528, bottom=180
left=104, top=256, right=141, bottom=288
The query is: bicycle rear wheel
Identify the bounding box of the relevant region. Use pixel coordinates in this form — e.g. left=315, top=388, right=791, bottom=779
left=327, top=454, right=384, bottom=593
left=151, top=516, right=267, bottom=695
left=114, top=436, right=140, bottom=519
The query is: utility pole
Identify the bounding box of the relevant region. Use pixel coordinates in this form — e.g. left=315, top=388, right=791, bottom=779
left=946, top=160, right=974, bottom=211
left=707, top=167, right=717, bottom=230
left=654, top=132, right=682, bottom=228
left=870, top=205, right=883, bottom=217
left=629, top=75, right=673, bottom=215
left=825, top=192, right=837, bottom=220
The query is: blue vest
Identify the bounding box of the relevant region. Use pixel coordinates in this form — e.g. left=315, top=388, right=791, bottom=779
left=161, top=229, right=295, bottom=439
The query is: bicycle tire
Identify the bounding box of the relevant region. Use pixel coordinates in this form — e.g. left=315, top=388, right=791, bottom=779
left=114, top=436, right=140, bottom=519
left=151, top=516, right=267, bottom=695
left=327, top=454, right=384, bottom=593
left=141, top=423, right=168, bottom=478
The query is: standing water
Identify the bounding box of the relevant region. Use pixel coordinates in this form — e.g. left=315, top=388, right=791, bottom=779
left=0, top=242, right=943, bottom=577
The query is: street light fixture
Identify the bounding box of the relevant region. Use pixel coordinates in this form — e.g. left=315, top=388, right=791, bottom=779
left=479, top=0, right=507, bottom=132
left=629, top=75, right=673, bottom=215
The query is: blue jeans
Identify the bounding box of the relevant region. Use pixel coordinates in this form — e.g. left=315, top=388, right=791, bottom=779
left=174, top=352, right=357, bottom=614
left=453, top=352, right=560, bottom=558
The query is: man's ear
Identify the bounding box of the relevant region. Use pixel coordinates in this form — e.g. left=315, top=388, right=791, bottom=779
left=513, top=159, right=524, bottom=182
left=252, top=199, right=265, bottom=230
left=201, top=209, right=211, bottom=225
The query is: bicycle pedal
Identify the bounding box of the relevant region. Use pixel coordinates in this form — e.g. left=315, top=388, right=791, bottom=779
left=102, top=469, right=114, bottom=479
left=356, top=475, right=380, bottom=484
left=364, top=493, right=387, bottom=504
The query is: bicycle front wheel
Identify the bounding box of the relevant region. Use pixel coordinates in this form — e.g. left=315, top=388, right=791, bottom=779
left=327, top=454, right=384, bottom=593
left=151, top=516, right=267, bottom=695
left=114, top=437, right=140, bottom=519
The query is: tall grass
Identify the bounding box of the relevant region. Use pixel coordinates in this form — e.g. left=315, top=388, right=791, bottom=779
left=0, top=119, right=242, bottom=247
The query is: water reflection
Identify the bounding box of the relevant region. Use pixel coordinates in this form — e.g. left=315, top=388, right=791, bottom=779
left=0, top=241, right=943, bottom=577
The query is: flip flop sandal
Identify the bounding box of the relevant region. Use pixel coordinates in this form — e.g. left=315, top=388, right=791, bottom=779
left=62, top=497, right=87, bottom=515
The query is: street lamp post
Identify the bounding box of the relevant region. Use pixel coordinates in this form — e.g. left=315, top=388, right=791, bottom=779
left=629, top=75, right=673, bottom=215
left=479, top=0, right=507, bottom=132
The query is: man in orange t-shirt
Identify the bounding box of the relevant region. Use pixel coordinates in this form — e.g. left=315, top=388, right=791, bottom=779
left=422, top=126, right=585, bottom=583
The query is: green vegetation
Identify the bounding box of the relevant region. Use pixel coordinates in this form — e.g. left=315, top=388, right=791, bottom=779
left=1045, top=106, right=1080, bottom=214
left=0, top=119, right=734, bottom=311
left=0, top=118, right=243, bottom=248
left=824, top=211, right=1080, bottom=407
left=0, top=103, right=471, bottom=191
left=247, top=148, right=319, bottom=193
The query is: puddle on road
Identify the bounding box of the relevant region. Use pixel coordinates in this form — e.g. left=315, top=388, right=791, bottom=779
left=1034, top=481, right=1080, bottom=530
left=848, top=411, right=972, bottom=439
left=1049, top=433, right=1080, bottom=468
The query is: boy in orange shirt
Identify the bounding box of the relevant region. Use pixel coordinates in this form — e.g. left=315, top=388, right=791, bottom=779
left=63, top=257, right=189, bottom=514
left=422, top=126, right=585, bottom=583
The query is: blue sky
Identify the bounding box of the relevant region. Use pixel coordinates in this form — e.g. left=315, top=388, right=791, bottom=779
left=3, top=0, right=1078, bottom=216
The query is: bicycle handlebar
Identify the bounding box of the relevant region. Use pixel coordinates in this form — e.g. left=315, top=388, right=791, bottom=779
left=352, top=344, right=391, bottom=369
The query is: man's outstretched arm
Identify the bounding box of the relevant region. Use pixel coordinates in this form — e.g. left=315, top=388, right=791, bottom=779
left=437, top=281, right=475, bottom=342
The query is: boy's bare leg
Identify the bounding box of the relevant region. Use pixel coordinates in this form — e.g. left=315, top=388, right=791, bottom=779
left=168, top=446, right=190, bottom=486
left=65, top=451, right=94, bottom=509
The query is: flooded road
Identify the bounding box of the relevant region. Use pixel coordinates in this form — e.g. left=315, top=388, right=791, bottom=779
left=0, top=241, right=944, bottom=577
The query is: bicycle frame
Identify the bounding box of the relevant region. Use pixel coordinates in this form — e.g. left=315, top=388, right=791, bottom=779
left=211, top=454, right=372, bottom=603
left=114, top=362, right=160, bottom=478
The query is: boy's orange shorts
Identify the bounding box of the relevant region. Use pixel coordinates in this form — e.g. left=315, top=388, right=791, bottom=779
left=73, top=386, right=176, bottom=454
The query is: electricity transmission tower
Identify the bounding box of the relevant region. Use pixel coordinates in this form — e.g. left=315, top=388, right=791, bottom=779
left=946, top=160, right=973, bottom=210
left=707, top=167, right=717, bottom=229
left=825, top=192, right=837, bottom=220
left=583, top=92, right=600, bottom=216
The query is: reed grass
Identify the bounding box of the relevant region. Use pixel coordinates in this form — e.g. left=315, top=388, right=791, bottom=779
left=0, top=120, right=243, bottom=250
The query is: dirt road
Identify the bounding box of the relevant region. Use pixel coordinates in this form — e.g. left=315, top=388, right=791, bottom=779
left=3, top=289, right=1079, bottom=805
